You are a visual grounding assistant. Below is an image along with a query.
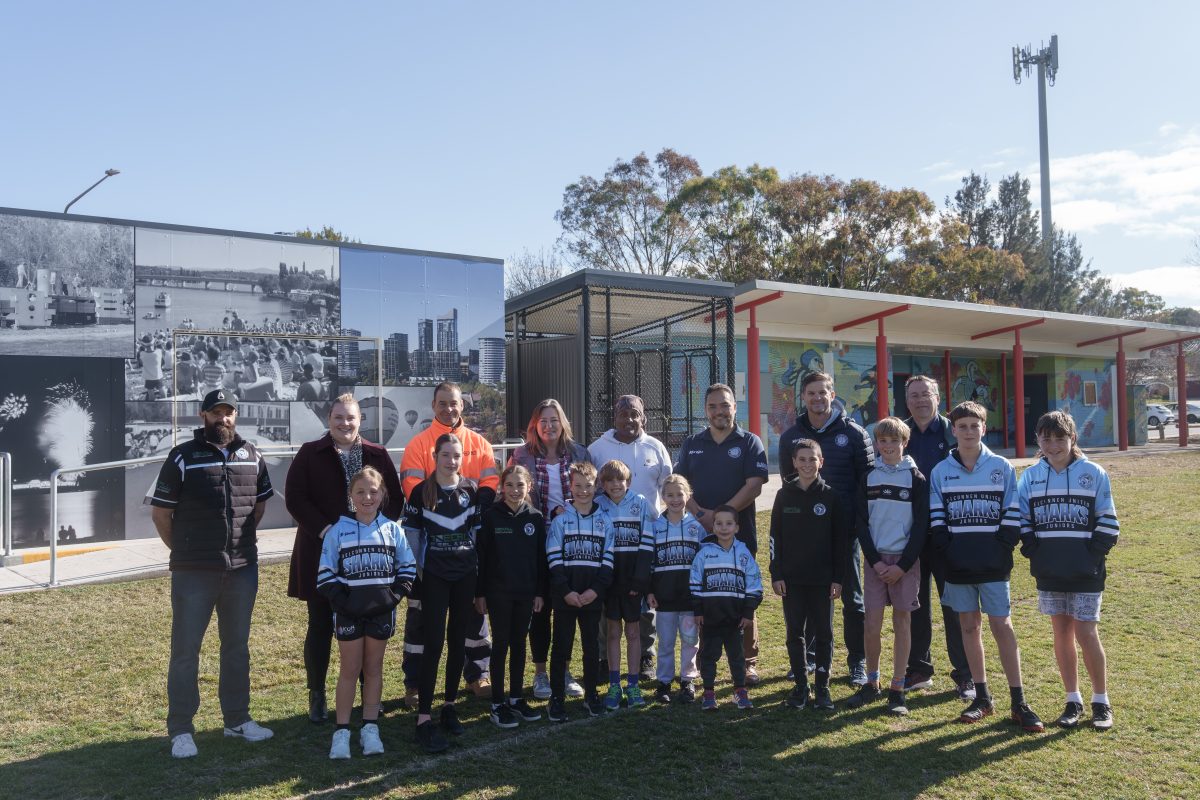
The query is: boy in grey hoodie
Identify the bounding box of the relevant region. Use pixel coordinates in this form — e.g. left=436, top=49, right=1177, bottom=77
left=847, top=417, right=928, bottom=716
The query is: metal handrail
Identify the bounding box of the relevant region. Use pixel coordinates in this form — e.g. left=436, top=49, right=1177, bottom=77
left=1, top=452, right=11, bottom=558
left=45, top=440, right=521, bottom=586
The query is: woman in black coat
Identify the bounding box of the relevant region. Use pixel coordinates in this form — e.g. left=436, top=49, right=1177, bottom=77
left=286, top=393, right=404, bottom=722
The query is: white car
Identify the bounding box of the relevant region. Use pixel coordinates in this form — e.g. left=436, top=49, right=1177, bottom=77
left=1185, top=402, right=1200, bottom=424
left=1146, top=404, right=1176, bottom=427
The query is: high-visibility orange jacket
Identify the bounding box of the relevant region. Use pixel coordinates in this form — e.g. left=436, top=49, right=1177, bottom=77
left=400, top=418, right=499, bottom=501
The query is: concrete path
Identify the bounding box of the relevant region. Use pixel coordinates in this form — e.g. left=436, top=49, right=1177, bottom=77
left=1, top=441, right=1191, bottom=594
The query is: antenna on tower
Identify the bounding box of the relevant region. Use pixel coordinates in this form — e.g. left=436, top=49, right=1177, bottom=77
left=1012, top=34, right=1060, bottom=262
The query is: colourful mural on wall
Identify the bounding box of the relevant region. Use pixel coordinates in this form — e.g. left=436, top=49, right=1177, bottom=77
left=1055, top=355, right=1116, bottom=448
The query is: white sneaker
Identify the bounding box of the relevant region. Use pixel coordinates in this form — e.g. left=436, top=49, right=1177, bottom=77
left=170, top=733, right=198, bottom=759
left=224, top=720, right=274, bottom=742
left=329, top=728, right=351, bottom=760
left=532, top=672, right=552, bottom=700
left=565, top=671, right=585, bottom=698
left=360, top=722, right=384, bottom=756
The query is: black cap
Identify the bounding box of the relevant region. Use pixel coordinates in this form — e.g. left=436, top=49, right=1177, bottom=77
left=201, top=389, right=237, bottom=412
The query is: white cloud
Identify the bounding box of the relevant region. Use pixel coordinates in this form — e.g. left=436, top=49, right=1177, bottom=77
left=1037, top=128, right=1200, bottom=238
left=921, top=160, right=954, bottom=172
left=1108, top=265, right=1200, bottom=309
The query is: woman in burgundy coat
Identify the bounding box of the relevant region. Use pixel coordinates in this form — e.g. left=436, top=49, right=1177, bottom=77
left=287, top=393, right=404, bottom=722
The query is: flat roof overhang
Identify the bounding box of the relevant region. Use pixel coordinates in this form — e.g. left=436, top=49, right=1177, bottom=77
left=732, top=280, right=1200, bottom=359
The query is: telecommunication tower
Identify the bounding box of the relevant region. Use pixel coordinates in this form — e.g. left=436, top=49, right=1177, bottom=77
left=1013, top=34, right=1060, bottom=259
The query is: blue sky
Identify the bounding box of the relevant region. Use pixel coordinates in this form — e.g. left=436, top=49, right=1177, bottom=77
left=3, top=1, right=1198, bottom=309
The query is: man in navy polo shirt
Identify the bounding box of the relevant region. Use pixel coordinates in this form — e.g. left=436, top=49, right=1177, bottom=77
left=778, top=371, right=873, bottom=685
left=674, top=382, right=768, bottom=682
left=901, top=375, right=974, bottom=700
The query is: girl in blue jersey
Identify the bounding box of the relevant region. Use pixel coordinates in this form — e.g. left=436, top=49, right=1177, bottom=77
left=1018, top=411, right=1120, bottom=730
left=316, top=466, right=416, bottom=760
left=403, top=433, right=485, bottom=753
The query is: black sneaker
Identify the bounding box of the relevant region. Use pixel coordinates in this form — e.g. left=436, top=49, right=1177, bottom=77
left=785, top=683, right=810, bottom=709
left=845, top=683, right=882, bottom=709
left=510, top=698, right=541, bottom=722
left=654, top=682, right=672, bottom=704
left=1091, top=702, right=1114, bottom=730
left=490, top=703, right=518, bottom=729
left=956, top=679, right=977, bottom=702
left=786, top=668, right=795, bottom=680
left=903, top=672, right=933, bottom=692
left=547, top=698, right=568, bottom=723
left=849, top=662, right=869, bottom=686
left=1056, top=701, right=1084, bottom=729
left=1011, top=703, right=1045, bottom=733
left=678, top=681, right=696, bottom=704
left=887, top=689, right=909, bottom=716
left=585, top=692, right=605, bottom=717
left=440, top=704, right=465, bottom=736
left=812, top=686, right=835, bottom=711
left=415, top=720, right=449, bottom=753
left=959, top=696, right=994, bottom=723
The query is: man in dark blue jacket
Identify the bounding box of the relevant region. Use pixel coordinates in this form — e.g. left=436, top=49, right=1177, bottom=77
left=777, top=372, right=873, bottom=684
left=901, top=375, right=973, bottom=700
left=149, top=390, right=275, bottom=759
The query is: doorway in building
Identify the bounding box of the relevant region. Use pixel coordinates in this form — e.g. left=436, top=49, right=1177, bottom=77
left=1024, top=374, right=1050, bottom=445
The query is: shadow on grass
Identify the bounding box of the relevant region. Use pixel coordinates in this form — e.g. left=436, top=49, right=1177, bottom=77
left=0, top=684, right=1066, bottom=800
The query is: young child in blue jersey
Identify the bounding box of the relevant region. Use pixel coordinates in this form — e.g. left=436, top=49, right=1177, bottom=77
left=770, top=439, right=844, bottom=712
left=402, top=433, right=485, bottom=754
left=475, top=464, right=547, bottom=729
left=545, top=461, right=616, bottom=721
left=595, top=459, right=655, bottom=710
left=1018, top=411, right=1119, bottom=730
left=848, top=417, right=928, bottom=716
left=647, top=474, right=704, bottom=704
left=931, top=401, right=1044, bottom=732
left=316, top=466, right=417, bottom=760
left=690, top=505, right=763, bottom=711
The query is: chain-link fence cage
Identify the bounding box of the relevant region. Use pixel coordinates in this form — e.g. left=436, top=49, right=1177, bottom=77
left=506, top=270, right=736, bottom=454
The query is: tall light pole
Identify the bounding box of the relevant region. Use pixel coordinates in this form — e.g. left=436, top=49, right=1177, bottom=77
left=63, top=168, right=120, bottom=214
left=1013, top=35, right=1059, bottom=263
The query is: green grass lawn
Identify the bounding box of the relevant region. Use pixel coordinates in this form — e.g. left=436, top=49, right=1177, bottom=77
left=2, top=451, right=1198, bottom=800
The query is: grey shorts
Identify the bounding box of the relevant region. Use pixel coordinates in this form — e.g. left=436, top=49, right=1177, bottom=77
left=1037, top=590, right=1102, bottom=622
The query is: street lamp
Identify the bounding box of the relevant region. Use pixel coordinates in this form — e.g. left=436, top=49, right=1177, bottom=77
left=63, top=168, right=121, bottom=214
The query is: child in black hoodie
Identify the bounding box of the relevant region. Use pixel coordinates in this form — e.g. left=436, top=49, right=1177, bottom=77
left=475, top=465, right=547, bottom=729
left=769, top=439, right=848, bottom=711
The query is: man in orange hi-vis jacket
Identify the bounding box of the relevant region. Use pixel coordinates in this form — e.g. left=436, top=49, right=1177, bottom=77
left=400, top=382, right=500, bottom=706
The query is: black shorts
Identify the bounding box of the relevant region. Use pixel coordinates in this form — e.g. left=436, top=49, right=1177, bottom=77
left=605, top=591, right=643, bottom=623
left=333, top=608, right=397, bottom=641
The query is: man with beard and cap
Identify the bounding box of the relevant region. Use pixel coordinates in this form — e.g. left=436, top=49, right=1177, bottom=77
left=399, top=382, right=499, bottom=705
left=149, top=389, right=275, bottom=759
left=673, top=383, right=768, bottom=683
left=588, top=394, right=674, bottom=677
left=778, top=371, right=874, bottom=686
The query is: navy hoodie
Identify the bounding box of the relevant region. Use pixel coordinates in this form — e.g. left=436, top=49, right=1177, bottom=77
left=475, top=501, right=548, bottom=599
left=769, top=476, right=849, bottom=587
left=778, top=410, right=874, bottom=505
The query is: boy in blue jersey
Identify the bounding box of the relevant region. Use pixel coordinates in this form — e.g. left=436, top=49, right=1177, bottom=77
left=690, top=506, right=763, bottom=711
left=545, top=461, right=615, bottom=721
left=596, top=459, right=656, bottom=710
left=930, top=401, right=1044, bottom=733
left=1018, top=411, right=1119, bottom=730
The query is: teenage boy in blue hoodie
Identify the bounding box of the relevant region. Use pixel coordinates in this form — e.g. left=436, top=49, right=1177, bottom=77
left=847, top=417, right=927, bottom=716
left=930, top=401, right=1044, bottom=733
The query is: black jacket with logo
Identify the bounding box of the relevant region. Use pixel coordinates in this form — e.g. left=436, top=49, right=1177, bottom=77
left=768, top=476, right=849, bottom=587
left=475, top=501, right=548, bottom=598
left=150, top=430, right=273, bottom=571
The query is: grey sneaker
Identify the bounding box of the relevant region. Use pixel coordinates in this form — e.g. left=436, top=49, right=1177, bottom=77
left=224, top=720, right=274, bottom=742
left=170, top=733, right=197, bottom=759
left=360, top=722, right=384, bottom=755
left=565, top=671, right=585, bottom=698
left=532, top=672, right=552, bottom=700
left=329, top=728, right=351, bottom=760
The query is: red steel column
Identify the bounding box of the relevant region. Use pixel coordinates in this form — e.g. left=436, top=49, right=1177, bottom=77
left=747, top=307, right=761, bottom=437
left=1001, top=352, right=1009, bottom=449
left=1014, top=330, right=1026, bottom=458
left=942, top=349, right=952, bottom=413
left=1116, top=337, right=1129, bottom=451
left=876, top=319, right=889, bottom=423
left=1180, top=343, right=1190, bottom=447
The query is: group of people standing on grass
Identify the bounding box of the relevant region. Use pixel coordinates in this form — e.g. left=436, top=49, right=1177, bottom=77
left=149, top=371, right=1119, bottom=761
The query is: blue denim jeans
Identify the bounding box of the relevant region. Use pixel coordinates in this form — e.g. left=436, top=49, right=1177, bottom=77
left=167, top=565, right=258, bottom=737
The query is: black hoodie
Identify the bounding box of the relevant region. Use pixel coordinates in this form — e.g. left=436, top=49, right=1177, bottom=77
left=475, top=501, right=548, bottom=599
left=768, top=475, right=850, bottom=587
